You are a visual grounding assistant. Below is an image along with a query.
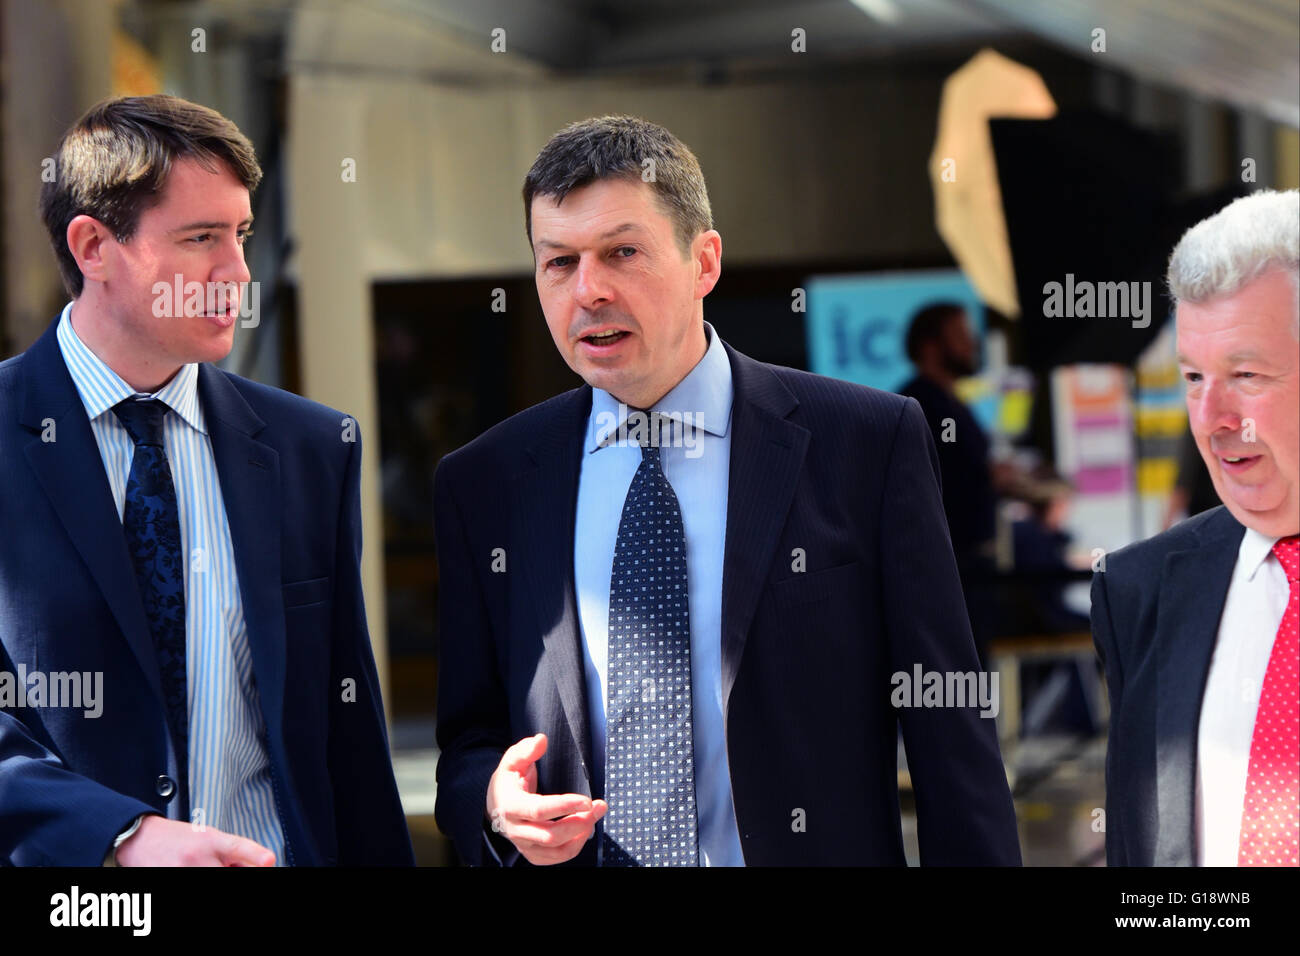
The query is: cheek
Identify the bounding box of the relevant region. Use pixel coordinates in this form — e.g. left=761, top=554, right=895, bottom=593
left=540, top=299, right=571, bottom=346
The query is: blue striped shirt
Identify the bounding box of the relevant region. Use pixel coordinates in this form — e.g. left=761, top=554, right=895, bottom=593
left=56, top=301, right=286, bottom=863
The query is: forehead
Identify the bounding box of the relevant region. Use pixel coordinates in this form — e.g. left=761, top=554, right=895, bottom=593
left=530, top=177, right=670, bottom=244
left=1176, top=270, right=1298, bottom=357
left=148, top=157, right=251, bottom=217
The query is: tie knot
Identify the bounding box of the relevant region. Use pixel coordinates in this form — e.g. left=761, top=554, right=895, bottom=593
left=113, top=398, right=169, bottom=447
left=1273, top=535, right=1300, bottom=585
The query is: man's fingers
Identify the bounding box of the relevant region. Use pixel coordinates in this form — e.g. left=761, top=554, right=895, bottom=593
left=498, top=733, right=548, bottom=775
left=216, top=833, right=276, bottom=867
left=524, top=830, right=597, bottom=866
left=506, top=790, right=594, bottom=822
left=504, top=806, right=603, bottom=848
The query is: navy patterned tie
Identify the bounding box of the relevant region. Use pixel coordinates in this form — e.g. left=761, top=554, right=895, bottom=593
left=113, top=398, right=188, bottom=781
left=603, top=428, right=699, bottom=866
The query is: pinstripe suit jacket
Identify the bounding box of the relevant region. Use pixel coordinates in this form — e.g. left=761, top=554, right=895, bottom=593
left=433, top=340, right=1021, bottom=865
left=0, top=318, right=413, bottom=866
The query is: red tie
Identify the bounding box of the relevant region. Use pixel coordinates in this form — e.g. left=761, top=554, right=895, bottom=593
left=1238, top=534, right=1300, bottom=866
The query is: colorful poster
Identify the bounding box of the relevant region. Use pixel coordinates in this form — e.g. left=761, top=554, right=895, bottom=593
left=805, top=269, right=986, bottom=395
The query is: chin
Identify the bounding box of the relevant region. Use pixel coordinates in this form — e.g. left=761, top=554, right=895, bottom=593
left=1221, top=493, right=1297, bottom=537
left=195, top=335, right=236, bottom=365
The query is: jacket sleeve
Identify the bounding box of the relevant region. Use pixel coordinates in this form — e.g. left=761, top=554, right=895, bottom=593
left=0, top=677, right=156, bottom=865
left=325, top=422, right=415, bottom=865
left=1089, top=564, right=1125, bottom=867
left=879, top=397, right=1023, bottom=865
left=432, top=455, right=515, bottom=866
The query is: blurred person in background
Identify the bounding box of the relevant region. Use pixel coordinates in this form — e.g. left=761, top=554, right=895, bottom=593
left=1163, top=424, right=1222, bottom=529
left=899, top=303, right=1004, bottom=664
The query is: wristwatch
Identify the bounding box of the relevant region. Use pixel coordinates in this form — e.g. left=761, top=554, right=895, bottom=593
left=102, top=814, right=148, bottom=867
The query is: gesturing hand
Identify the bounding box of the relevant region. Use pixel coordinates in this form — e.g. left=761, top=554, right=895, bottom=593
left=486, top=733, right=607, bottom=865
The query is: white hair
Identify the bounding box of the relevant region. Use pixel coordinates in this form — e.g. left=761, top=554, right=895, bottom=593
left=1168, top=188, right=1299, bottom=339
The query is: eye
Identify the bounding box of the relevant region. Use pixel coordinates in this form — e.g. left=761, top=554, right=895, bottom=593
left=1235, top=371, right=1257, bottom=379
left=237, top=229, right=254, bottom=245
left=547, top=255, right=575, bottom=269
left=189, top=233, right=213, bottom=244
left=1183, top=371, right=1202, bottom=383
left=613, top=246, right=636, bottom=258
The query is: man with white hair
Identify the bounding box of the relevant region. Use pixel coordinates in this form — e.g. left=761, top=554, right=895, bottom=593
left=1092, top=188, right=1299, bottom=866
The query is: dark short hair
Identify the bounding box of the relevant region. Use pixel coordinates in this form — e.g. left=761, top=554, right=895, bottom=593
left=39, top=94, right=262, bottom=297
left=905, top=302, right=967, bottom=363
left=522, top=115, right=712, bottom=255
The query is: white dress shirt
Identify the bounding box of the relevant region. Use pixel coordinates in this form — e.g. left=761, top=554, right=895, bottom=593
left=1195, top=525, right=1291, bottom=866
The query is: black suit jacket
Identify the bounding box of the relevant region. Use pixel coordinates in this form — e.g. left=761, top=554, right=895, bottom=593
left=0, top=319, right=414, bottom=865
left=1090, top=505, right=1247, bottom=866
left=433, top=341, right=1022, bottom=865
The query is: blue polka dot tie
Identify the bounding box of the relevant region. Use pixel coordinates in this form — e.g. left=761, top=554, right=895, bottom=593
left=603, top=433, right=699, bottom=866
left=113, top=398, right=188, bottom=783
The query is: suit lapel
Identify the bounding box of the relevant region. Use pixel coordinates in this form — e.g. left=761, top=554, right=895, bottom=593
left=197, top=365, right=288, bottom=749
left=19, top=322, right=163, bottom=706
left=719, top=344, right=808, bottom=714
left=512, top=388, right=594, bottom=792
left=1154, top=507, right=1245, bottom=865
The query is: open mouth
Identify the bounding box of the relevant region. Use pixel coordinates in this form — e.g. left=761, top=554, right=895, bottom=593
left=1220, top=454, right=1261, bottom=472
left=581, top=329, right=630, bottom=346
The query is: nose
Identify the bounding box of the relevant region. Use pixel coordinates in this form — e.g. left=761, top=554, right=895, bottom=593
left=572, top=255, right=612, bottom=310
left=1190, top=378, right=1241, bottom=441
left=211, top=234, right=251, bottom=287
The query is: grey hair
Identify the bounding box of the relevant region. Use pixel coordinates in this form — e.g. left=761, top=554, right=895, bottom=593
left=1168, top=188, right=1299, bottom=339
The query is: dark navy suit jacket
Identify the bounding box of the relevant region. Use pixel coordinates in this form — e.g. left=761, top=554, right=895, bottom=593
left=433, top=341, right=1022, bottom=865
left=1090, top=505, right=1248, bottom=866
left=0, top=319, right=414, bottom=866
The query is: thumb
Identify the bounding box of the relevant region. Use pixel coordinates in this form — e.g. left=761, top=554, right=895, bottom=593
left=219, top=835, right=276, bottom=867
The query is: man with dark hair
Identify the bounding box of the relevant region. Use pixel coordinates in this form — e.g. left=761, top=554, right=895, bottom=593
left=898, top=302, right=999, bottom=664
left=433, top=115, right=1021, bottom=866
left=0, top=94, right=413, bottom=866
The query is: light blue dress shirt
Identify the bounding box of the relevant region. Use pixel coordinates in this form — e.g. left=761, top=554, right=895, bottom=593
left=57, top=302, right=286, bottom=863
left=575, top=321, right=745, bottom=866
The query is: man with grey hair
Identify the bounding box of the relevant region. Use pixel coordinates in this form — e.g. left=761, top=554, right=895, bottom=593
left=1092, top=188, right=1299, bottom=867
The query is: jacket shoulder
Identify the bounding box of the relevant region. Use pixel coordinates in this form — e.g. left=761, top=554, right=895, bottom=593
left=1105, top=505, right=1236, bottom=572
left=763, top=360, right=912, bottom=416
left=0, top=350, right=24, bottom=396
left=215, top=368, right=350, bottom=432
left=437, top=386, right=587, bottom=481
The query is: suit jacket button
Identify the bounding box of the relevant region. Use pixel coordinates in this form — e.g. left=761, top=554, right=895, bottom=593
left=156, top=775, right=176, bottom=798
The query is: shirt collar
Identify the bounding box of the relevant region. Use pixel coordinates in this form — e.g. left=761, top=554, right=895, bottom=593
left=1238, top=525, right=1284, bottom=582
left=586, top=320, right=733, bottom=454
left=56, top=301, right=206, bottom=435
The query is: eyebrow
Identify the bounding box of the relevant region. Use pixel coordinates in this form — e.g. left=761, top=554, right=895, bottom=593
left=1176, top=350, right=1273, bottom=366
left=169, top=215, right=254, bottom=234
left=533, top=222, right=644, bottom=251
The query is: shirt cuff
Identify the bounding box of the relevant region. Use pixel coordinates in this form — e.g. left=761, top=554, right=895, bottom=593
left=102, top=813, right=150, bottom=867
